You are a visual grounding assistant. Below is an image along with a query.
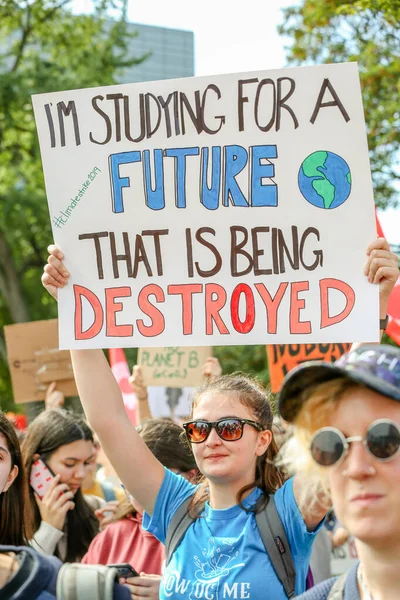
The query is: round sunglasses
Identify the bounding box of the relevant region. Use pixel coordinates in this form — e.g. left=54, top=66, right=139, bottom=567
left=183, top=418, right=263, bottom=443
left=310, top=419, right=400, bottom=467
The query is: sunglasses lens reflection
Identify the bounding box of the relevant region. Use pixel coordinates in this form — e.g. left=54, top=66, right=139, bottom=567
left=216, top=419, right=243, bottom=441
left=311, top=430, right=344, bottom=466
left=367, top=421, right=400, bottom=460
left=186, top=422, right=210, bottom=442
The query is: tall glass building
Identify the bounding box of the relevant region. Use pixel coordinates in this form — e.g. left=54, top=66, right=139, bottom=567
left=120, top=22, right=195, bottom=84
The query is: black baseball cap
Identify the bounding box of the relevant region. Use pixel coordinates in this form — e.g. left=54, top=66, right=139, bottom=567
left=278, top=344, right=400, bottom=423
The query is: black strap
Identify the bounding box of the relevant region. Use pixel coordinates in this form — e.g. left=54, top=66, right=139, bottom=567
left=165, top=496, right=193, bottom=564
left=165, top=494, right=296, bottom=599
left=255, top=496, right=296, bottom=599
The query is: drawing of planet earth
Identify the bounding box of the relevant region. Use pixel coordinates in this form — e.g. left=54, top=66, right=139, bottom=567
left=298, top=151, right=351, bottom=209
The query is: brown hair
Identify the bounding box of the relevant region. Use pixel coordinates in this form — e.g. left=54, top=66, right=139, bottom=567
left=116, top=417, right=198, bottom=521
left=138, top=418, right=197, bottom=472
left=0, top=412, right=32, bottom=545
left=22, top=409, right=99, bottom=562
left=188, top=374, right=285, bottom=515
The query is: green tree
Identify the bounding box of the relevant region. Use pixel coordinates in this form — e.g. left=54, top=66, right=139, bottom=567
left=279, top=0, right=400, bottom=208
left=0, top=0, right=146, bottom=409
left=213, top=345, right=270, bottom=387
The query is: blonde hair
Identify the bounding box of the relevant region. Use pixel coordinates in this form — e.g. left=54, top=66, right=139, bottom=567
left=279, top=377, right=360, bottom=509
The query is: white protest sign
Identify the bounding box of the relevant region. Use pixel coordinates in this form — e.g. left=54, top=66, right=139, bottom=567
left=32, top=62, right=379, bottom=349
left=147, top=386, right=192, bottom=420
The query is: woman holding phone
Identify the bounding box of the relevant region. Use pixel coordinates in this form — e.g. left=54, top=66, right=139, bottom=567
left=278, top=343, right=400, bottom=600
left=41, top=237, right=398, bottom=597
left=22, top=408, right=99, bottom=562
left=0, top=412, right=32, bottom=545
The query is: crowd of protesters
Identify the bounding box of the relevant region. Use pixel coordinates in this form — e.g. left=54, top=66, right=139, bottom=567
left=0, top=236, right=398, bottom=599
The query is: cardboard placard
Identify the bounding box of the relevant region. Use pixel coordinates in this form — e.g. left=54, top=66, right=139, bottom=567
left=35, top=348, right=74, bottom=383
left=4, top=319, right=78, bottom=404
left=266, top=343, right=352, bottom=393
left=137, top=346, right=211, bottom=387
left=32, top=62, right=379, bottom=350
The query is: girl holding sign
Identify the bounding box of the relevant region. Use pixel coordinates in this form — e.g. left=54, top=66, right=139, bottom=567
left=41, top=238, right=398, bottom=598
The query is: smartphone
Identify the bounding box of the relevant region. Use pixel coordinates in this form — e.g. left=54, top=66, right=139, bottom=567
left=108, top=563, right=139, bottom=578
left=30, top=458, right=55, bottom=500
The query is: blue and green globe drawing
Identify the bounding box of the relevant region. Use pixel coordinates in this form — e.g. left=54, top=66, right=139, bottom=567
left=298, top=151, right=351, bottom=209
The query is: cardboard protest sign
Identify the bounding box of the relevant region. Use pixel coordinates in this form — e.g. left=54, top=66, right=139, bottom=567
left=137, top=346, right=211, bottom=386
left=32, top=62, right=379, bottom=349
left=266, top=343, right=352, bottom=393
left=4, top=319, right=77, bottom=404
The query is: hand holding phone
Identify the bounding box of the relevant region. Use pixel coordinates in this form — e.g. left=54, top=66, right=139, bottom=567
left=108, top=563, right=139, bottom=578
left=120, top=572, right=162, bottom=598
left=31, top=461, right=75, bottom=531
left=30, top=458, right=56, bottom=500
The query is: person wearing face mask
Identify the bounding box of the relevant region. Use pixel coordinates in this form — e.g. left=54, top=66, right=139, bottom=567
left=21, top=409, right=100, bottom=562
left=278, top=343, right=400, bottom=600
left=0, top=413, right=32, bottom=546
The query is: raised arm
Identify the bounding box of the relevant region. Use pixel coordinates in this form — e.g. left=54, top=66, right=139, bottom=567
left=361, top=236, right=398, bottom=341
left=129, top=365, right=153, bottom=423
left=42, top=246, right=164, bottom=515
left=44, top=382, right=65, bottom=410
left=202, top=356, right=222, bottom=379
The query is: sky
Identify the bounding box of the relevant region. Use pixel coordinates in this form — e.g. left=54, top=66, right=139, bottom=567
left=76, top=0, right=399, bottom=243
left=128, top=0, right=295, bottom=77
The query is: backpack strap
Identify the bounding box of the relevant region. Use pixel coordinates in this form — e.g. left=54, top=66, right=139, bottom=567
left=255, top=495, right=296, bottom=599
left=165, top=495, right=194, bottom=565
left=56, top=563, right=119, bottom=600
left=327, top=572, right=348, bottom=600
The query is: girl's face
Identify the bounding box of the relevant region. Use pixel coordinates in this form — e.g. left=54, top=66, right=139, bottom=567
left=0, top=433, right=18, bottom=494
left=191, top=392, right=271, bottom=489
left=46, top=440, right=95, bottom=495
left=327, top=388, right=400, bottom=548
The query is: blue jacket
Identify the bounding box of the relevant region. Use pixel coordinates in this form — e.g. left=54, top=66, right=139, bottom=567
left=0, top=546, right=131, bottom=600
left=295, top=564, right=360, bottom=600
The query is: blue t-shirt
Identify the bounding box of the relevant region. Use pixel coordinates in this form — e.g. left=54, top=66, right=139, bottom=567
left=143, top=469, right=318, bottom=600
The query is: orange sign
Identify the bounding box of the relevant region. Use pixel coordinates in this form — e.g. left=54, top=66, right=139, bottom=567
left=266, top=343, right=352, bottom=393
